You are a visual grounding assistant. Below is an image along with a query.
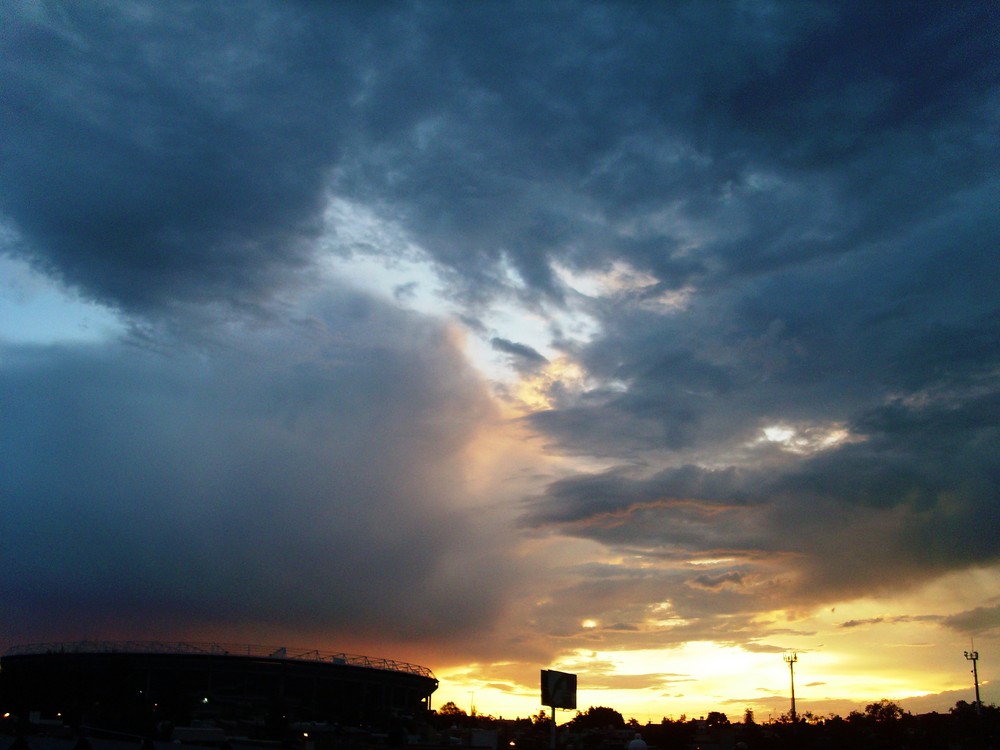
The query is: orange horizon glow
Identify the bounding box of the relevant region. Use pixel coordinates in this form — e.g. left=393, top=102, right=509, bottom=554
left=427, top=568, right=1000, bottom=722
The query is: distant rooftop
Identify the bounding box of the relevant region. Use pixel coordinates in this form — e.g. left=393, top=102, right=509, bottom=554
left=4, top=640, right=436, bottom=679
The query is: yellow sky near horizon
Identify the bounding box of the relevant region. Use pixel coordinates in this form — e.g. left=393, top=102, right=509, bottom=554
left=430, top=565, right=1000, bottom=722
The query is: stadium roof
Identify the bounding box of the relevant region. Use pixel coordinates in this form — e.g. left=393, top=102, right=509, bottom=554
left=4, top=640, right=436, bottom=679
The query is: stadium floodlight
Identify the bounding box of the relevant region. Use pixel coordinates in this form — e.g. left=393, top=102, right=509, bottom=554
left=783, top=652, right=798, bottom=722
left=964, top=650, right=981, bottom=715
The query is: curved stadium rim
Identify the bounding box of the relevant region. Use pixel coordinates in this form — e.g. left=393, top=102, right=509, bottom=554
left=3, top=641, right=436, bottom=680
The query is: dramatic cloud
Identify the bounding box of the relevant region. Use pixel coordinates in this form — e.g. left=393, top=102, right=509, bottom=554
left=1, top=290, right=516, bottom=644
left=1, top=0, right=997, bottom=718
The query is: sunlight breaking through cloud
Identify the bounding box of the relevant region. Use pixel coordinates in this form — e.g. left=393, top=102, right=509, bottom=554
left=755, top=422, right=863, bottom=455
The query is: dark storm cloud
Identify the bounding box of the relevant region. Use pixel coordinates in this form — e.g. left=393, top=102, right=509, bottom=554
left=522, top=465, right=760, bottom=528
left=525, top=291, right=998, bottom=614
left=2, top=0, right=998, bottom=663
left=3, top=3, right=996, bottom=311
left=509, top=0, right=1000, bottom=618
left=530, top=198, right=999, bottom=458
left=330, top=2, right=998, bottom=300
left=522, top=380, right=1000, bottom=615
left=1, top=2, right=378, bottom=313
left=0, top=290, right=512, bottom=643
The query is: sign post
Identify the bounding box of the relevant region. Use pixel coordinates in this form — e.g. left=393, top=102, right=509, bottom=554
left=540, top=670, right=577, bottom=750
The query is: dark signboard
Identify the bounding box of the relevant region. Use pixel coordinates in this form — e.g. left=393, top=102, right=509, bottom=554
left=540, top=669, right=577, bottom=710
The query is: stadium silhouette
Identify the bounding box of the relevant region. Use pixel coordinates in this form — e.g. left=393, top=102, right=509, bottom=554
left=0, top=641, right=438, bottom=740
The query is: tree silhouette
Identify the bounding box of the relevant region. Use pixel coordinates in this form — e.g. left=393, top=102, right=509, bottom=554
left=705, top=711, right=729, bottom=728
left=438, top=701, right=467, bottom=718
left=864, top=698, right=907, bottom=724
left=569, top=706, right=625, bottom=730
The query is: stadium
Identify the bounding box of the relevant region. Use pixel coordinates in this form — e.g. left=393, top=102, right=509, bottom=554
left=0, top=641, right=439, bottom=740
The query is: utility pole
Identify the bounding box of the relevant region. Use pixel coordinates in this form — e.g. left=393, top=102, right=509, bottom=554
left=964, top=650, right=981, bottom=715
left=784, top=652, right=798, bottom=722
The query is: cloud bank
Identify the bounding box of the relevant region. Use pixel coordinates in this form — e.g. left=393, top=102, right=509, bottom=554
left=1, top=0, right=998, bottom=713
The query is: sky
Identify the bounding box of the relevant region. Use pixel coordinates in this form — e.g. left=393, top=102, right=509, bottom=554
left=1, top=0, right=999, bottom=723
